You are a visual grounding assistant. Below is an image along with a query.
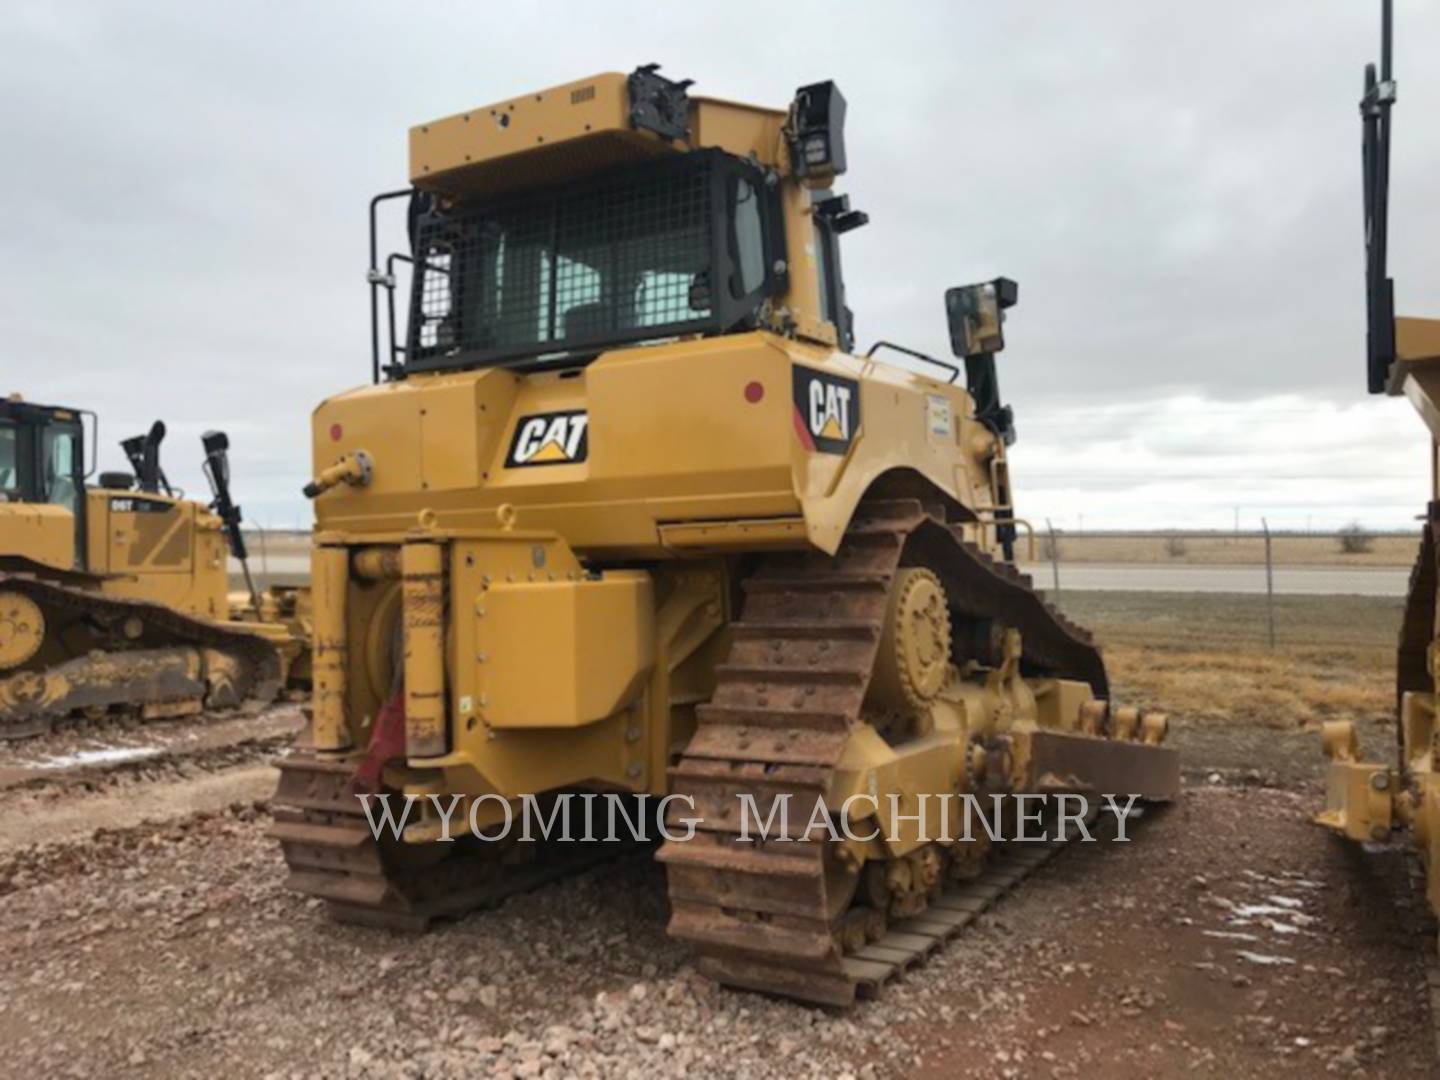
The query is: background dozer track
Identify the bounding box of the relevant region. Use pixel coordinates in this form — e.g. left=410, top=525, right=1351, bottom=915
left=0, top=574, right=282, bottom=739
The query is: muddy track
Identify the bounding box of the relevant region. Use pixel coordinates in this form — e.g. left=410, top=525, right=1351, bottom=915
left=0, top=572, right=282, bottom=739
left=271, top=751, right=653, bottom=930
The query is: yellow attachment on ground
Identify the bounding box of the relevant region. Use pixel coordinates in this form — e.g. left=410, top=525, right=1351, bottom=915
left=1320, top=718, right=1362, bottom=762
left=1315, top=719, right=1396, bottom=843
left=1111, top=706, right=1140, bottom=741
left=0, top=591, right=44, bottom=669
left=1140, top=712, right=1169, bottom=746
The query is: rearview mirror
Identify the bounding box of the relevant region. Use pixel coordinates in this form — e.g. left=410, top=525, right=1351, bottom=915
left=945, top=277, right=1018, bottom=358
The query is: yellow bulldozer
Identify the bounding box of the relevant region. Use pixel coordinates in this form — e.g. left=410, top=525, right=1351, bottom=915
left=0, top=396, right=309, bottom=738
left=1317, top=0, right=1440, bottom=920
left=272, top=65, right=1178, bottom=1006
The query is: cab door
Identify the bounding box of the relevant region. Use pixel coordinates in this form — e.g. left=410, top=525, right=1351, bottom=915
left=37, top=417, right=86, bottom=569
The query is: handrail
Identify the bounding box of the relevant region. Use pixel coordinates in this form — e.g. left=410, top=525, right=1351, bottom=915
left=862, top=340, right=960, bottom=384
left=368, top=189, right=414, bottom=384
left=969, top=509, right=1036, bottom=562
left=384, top=253, right=414, bottom=376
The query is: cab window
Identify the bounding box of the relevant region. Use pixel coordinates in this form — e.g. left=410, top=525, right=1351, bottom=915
left=41, top=423, right=80, bottom=515
left=0, top=424, right=16, bottom=501
left=732, top=178, right=765, bottom=297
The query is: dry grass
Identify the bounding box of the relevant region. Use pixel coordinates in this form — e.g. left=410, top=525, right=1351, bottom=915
left=1054, top=591, right=1400, bottom=730
left=1030, top=532, right=1416, bottom=567
left=1102, top=643, right=1390, bottom=729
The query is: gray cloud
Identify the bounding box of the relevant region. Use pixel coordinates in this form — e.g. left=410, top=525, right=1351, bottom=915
left=2, top=0, right=1437, bottom=528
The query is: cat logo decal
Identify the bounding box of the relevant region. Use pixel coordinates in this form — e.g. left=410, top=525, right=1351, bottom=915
left=792, top=367, right=860, bottom=454
left=505, top=410, right=589, bottom=467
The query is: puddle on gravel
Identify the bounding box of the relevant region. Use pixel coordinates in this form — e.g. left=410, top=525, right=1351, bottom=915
left=26, top=746, right=164, bottom=770
left=1206, top=880, right=1318, bottom=967
left=1201, top=930, right=1260, bottom=942
left=1264, top=894, right=1305, bottom=909
left=1231, top=903, right=1295, bottom=919
left=1235, top=950, right=1297, bottom=966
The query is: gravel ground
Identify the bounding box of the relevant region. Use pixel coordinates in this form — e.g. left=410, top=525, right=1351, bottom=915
left=0, top=623, right=1434, bottom=1076
left=0, top=727, right=1432, bottom=1077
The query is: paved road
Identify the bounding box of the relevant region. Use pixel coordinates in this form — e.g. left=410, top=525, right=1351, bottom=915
left=235, top=556, right=1411, bottom=597
left=1017, top=562, right=1409, bottom=597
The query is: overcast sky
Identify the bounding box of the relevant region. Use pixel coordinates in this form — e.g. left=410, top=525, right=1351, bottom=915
left=3, top=1, right=1437, bottom=531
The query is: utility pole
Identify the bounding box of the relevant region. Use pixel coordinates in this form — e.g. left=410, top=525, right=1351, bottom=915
left=1046, top=518, right=1060, bottom=594
left=1262, top=517, right=1276, bottom=649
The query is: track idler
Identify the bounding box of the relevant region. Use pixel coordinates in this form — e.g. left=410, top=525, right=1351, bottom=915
left=0, top=591, right=45, bottom=670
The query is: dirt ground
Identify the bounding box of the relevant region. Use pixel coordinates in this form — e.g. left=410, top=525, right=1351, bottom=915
left=0, top=592, right=1434, bottom=1078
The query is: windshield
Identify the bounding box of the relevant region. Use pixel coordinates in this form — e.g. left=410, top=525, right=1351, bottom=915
left=405, top=150, right=777, bottom=372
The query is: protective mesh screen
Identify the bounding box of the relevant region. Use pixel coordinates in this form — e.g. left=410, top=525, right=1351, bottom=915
left=410, top=155, right=715, bottom=364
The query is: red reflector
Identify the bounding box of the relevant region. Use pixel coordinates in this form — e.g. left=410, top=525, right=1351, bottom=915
left=329, top=423, right=343, bottom=441
left=744, top=381, right=765, bottom=404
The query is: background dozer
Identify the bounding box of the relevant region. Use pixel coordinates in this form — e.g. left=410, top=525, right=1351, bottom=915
left=1317, top=1, right=1440, bottom=922
left=273, top=65, right=1179, bottom=1007
left=0, top=396, right=309, bottom=738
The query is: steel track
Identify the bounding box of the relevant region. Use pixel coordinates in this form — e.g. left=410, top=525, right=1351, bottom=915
left=0, top=572, right=281, bottom=739
left=658, top=496, right=1124, bottom=1005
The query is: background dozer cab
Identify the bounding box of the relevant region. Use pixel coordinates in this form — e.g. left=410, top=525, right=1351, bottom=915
left=273, top=64, right=1178, bottom=1007
left=0, top=395, right=309, bottom=738
left=1315, top=0, right=1440, bottom=919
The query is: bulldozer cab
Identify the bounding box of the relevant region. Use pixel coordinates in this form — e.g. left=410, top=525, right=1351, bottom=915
left=369, top=69, right=863, bottom=381
left=0, top=398, right=88, bottom=570
left=0, top=399, right=85, bottom=512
